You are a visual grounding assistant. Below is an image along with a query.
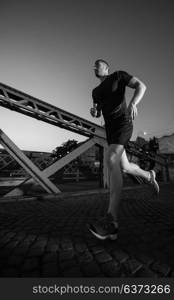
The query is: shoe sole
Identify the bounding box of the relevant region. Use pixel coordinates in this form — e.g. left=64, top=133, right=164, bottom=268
left=88, top=226, right=118, bottom=241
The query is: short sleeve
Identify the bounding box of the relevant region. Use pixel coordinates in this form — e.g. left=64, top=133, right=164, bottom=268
left=119, top=70, right=133, bottom=85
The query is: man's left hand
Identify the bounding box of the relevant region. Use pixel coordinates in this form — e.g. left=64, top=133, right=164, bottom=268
left=128, top=103, right=138, bottom=120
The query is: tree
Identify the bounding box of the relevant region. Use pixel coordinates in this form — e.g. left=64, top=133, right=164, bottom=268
left=149, top=137, right=159, bottom=153
left=51, top=139, right=79, bottom=160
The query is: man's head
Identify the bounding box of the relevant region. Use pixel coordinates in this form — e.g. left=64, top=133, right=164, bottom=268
left=93, top=59, right=109, bottom=78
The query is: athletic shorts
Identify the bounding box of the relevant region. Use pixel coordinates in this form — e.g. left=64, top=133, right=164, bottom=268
left=105, top=115, right=133, bottom=146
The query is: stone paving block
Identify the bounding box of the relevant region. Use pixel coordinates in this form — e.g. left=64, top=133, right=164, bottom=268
left=36, top=236, right=48, bottom=242
left=5, top=240, right=19, bottom=250
left=135, top=267, right=158, bottom=278
left=4, top=232, right=16, bottom=240
left=0, top=236, right=13, bottom=246
left=59, top=249, right=75, bottom=262
left=95, top=251, right=113, bottom=264
left=61, top=239, right=74, bottom=251
left=21, top=270, right=40, bottom=278
left=111, top=249, right=129, bottom=263
left=81, top=261, right=101, bottom=277
left=78, top=251, right=94, bottom=265
left=45, top=243, right=59, bottom=252
left=86, top=238, right=99, bottom=248
left=14, top=232, right=26, bottom=241
left=63, top=266, right=82, bottom=277
left=13, top=246, right=30, bottom=256
left=0, top=248, right=13, bottom=258
left=63, top=229, right=74, bottom=236
left=42, top=252, right=58, bottom=264
left=71, top=232, right=84, bottom=239
left=19, top=240, right=33, bottom=249
left=27, top=247, right=45, bottom=257
left=151, top=261, right=171, bottom=277
left=1, top=267, right=19, bottom=277
left=90, top=245, right=105, bottom=255
left=0, top=258, right=7, bottom=269
left=21, top=258, right=39, bottom=272
left=24, top=235, right=37, bottom=243
left=74, top=241, right=88, bottom=253
left=20, top=238, right=36, bottom=249
left=7, top=255, right=24, bottom=267
left=60, top=259, right=77, bottom=271
left=45, top=238, right=59, bottom=252
left=0, top=230, right=9, bottom=237
left=42, top=262, right=61, bottom=277
left=137, top=254, right=154, bottom=267
left=31, top=240, right=47, bottom=249
left=100, top=260, right=121, bottom=277
left=122, top=258, right=143, bottom=276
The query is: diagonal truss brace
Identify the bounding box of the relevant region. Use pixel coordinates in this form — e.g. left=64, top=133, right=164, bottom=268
left=0, top=129, right=60, bottom=194
left=4, top=137, right=96, bottom=197
left=0, top=153, right=14, bottom=170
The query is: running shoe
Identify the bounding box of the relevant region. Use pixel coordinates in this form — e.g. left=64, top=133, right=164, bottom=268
left=149, top=170, right=160, bottom=194
left=87, top=213, right=118, bottom=241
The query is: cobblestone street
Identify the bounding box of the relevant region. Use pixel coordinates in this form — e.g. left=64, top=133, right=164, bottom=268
left=0, top=183, right=174, bottom=278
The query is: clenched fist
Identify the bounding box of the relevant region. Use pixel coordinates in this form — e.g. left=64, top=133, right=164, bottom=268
left=90, top=107, right=101, bottom=118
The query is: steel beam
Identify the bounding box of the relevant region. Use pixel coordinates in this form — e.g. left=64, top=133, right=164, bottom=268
left=4, top=138, right=96, bottom=197
left=0, top=82, right=106, bottom=140
left=0, top=129, right=60, bottom=194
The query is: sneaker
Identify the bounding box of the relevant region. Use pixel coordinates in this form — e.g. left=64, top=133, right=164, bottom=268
left=87, top=213, right=118, bottom=241
left=149, top=170, right=160, bottom=194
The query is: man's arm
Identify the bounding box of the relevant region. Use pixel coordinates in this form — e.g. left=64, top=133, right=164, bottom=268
left=127, top=77, right=146, bottom=120
left=128, top=77, right=146, bottom=106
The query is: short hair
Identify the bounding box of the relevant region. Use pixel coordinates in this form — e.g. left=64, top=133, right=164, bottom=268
left=95, top=59, right=109, bottom=68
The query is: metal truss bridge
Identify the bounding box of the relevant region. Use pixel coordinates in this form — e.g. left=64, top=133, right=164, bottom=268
left=0, top=82, right=167, bottom=197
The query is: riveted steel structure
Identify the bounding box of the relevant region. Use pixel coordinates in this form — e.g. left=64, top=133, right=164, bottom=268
left=0, top=82, right=167, bottom=196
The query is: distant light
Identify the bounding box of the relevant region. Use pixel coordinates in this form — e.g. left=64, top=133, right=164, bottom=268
left=94, top=161, right=100, bottom=167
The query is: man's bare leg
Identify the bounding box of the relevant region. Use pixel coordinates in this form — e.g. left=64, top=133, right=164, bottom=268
left=88, top=143, right=124, bottom=240
left=107, top=144, right=124, bottom=221
left=120, top=150, right=150, bottom=179
left=120, top=150, right=159, bottom=193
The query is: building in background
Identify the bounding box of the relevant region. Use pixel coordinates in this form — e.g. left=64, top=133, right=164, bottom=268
left=158, top=133, right=174, bottom=181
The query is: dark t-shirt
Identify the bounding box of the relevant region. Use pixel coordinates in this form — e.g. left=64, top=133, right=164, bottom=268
left=92, top=70, right=133, bottom=122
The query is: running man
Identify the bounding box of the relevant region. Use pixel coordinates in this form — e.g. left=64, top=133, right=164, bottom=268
left=88, top=59, right=159, bottom=241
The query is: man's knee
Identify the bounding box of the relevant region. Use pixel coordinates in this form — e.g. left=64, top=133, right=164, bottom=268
left=121, top=161, right=133, bottom=174
left=107, top=152, right=120, bottom=168
left=122, top=165, right=130, bottom=174
left=106, top=144, right=124, bottom=168
left=121, top=162, right=138, bottom=174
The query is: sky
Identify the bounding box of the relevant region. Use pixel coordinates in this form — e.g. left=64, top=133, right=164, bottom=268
left=0, top=0, right=174, bottom=152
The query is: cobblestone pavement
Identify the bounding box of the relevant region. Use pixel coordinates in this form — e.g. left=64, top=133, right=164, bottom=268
left=0, top=183, right=174, bottom=278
